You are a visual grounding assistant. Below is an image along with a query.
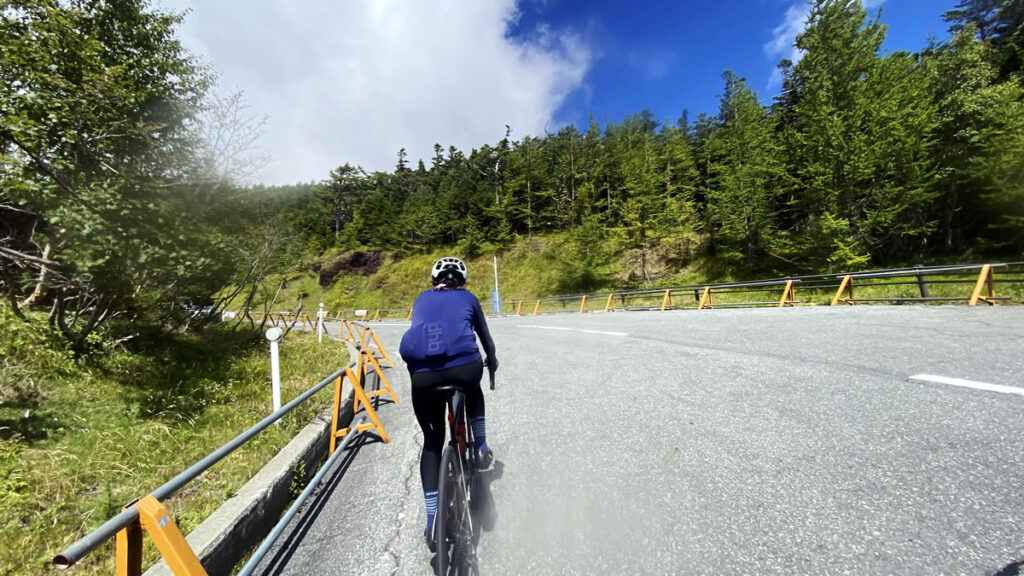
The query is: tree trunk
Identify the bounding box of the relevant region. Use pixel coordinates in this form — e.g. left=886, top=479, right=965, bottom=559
left=20, top=241, right=52, bottom=308
left=527, top=179, right=533, bottom=236
left=334, top=199, right=342, bottom=239
left=1, top=261, right=26, bottom=320
left=570, top=152, right=576, bottom=226
left=640, top=224, right=652, bottom=283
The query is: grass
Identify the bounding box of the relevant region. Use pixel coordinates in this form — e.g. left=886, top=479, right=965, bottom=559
left=231, top=234, right=1022, bottom=317
left=0, top=310, right=347, bottom=576
left=242, top=233, right=610, bottom=316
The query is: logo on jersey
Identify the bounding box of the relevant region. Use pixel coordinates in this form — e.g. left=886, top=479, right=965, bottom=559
left=426, top=322, right=444, bottom=355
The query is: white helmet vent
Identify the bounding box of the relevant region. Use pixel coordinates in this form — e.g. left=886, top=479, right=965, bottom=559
left=431, top=257, right=468, bottom=280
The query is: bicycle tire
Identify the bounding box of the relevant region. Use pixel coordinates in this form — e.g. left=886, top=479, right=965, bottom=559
left=437, top=444, right=470, bottom=575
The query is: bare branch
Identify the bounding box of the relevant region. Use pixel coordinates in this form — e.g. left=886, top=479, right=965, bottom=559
left=0, top=244, right=60, bottom=267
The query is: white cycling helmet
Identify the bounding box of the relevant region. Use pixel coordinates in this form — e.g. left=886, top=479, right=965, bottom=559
left=431, top=256, right=468, bottom=281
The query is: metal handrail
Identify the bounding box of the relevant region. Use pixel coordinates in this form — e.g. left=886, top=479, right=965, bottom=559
left=237, top=416, right=367, bottom=576
left=53, top=363, right=352, bottom=569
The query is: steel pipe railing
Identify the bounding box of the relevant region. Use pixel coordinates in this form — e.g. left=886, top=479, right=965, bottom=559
left=53, top=364, right=351, bottom=569
left=236, top=416, right=367, bottom=576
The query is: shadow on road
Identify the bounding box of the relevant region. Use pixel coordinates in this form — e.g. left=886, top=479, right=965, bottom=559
left=253, top=433, right=376, bottom=576
left=993, top=559, right=1024, bottom=576
left=472, top=459, right=505, bottom=536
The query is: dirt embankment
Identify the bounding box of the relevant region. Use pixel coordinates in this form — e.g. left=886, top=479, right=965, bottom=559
left=315, top=250, right=384, bottom=286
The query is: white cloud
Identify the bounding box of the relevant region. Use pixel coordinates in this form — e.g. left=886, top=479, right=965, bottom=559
left=157, top=0, right=592, bottom=184
left=764, top=0, right=886, bottom=90
left=627, top=49, right=676, bottom=80
left=764, top=3, right=809, bottom=89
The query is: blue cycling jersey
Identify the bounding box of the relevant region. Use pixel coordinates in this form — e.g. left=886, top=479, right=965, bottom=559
left=400, top=289, right=492, bottom=374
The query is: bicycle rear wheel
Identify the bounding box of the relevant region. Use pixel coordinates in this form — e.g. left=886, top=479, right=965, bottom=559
left=436, top=444, right=475, bottom=575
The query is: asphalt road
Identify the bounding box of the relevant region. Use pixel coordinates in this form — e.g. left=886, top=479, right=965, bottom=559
left=253, top=306, right=1024, bottom=576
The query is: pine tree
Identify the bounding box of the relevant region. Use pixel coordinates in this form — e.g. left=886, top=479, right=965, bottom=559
left=927, top=25, right=1024, bottom=252
left=943, top=0, right=1002, bottom=41
left=781, top=0, right=888, bottom=268
left=704, top=71, right=783, bottom=268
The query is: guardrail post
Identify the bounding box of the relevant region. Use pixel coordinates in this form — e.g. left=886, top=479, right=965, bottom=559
left=328, top=372, right=345, bottom=454
left=334, top=350, right=394, bottom=445
left=372, top=309, right=382, bottom=322
left=579, top=295, right=589, bottom=313
left=115, top=509, right=143, bottom=576
left=369, top=330, right=395, bottom=368
left=831, top=275, right=854, bottom=306
left=533, top=300, right=541, bottom=315
left=135, top=495, right=208, bottom=575
left=969, top=264, right=996, bottom=306
left=660, top=290, right=673, bottom=311
left=515, top=300, right=523, bottom=316
left=778, top=280, right=796, bottom=307
left=916, top=267, right=930, bottom=298
left=604, top=293, right=615, bottom=312
left=698, top=287, right=713, bottom=309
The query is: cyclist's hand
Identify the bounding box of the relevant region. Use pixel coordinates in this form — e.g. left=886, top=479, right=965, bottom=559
left=485, top=356, right=499, bottom=372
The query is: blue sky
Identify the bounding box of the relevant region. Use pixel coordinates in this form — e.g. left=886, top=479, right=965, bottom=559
left=512, top=0, right=959, bottom=132
left=166, top=0, right=961, bottom=184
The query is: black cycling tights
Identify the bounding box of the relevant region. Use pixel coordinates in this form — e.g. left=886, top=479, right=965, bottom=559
left=411, top=358, right=485, bottom=492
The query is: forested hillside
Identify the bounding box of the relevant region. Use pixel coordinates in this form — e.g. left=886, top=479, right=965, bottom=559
left=3, top=0, right=1024, bottom=353
left=262, top=0, right=1024, bottom=288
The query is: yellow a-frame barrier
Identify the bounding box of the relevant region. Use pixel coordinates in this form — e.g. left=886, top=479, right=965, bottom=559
left=778, top=280, right=797, bottom=307
left=604, top=293, right=616, bottom=312
left=698, top=287, right=713, bottom=309
left=969, top=264, right=997, bottom=306
left=330, top=346, right=398, bottom=451
left=116, top=496, right=207, bottom=576
left=831, top=275, right=854, bottom=306
left=660, top=290, right=674, bottom=311
left=366, top=329, right=395, bottom=368
left=579, top=295, right=589, bottom=313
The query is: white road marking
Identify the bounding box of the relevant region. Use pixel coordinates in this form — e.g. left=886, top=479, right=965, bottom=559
left=517, top=325, right=629, bottom=337
left=908, top=374, right=1024, bottom=397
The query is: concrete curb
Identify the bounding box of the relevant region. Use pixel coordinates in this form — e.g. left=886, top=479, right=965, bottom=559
left=143, top=341, right=359, bottom=576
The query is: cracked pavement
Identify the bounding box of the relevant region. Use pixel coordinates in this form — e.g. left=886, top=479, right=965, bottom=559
left=252, top=306, right=1024, bottom=575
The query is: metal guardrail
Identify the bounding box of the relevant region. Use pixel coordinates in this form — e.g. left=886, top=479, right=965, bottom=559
left=503, top=262, right=1024, bottom=314
left=228, top=263, right=1022, bottom=322
left=53, top=361, right=355, bottom=571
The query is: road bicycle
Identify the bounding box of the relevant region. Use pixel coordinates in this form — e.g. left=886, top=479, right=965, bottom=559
left=434, top=369, right=494, bottom=575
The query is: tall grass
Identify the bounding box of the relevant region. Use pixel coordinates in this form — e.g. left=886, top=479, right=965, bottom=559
left=0, top=310, right=346, bottom=575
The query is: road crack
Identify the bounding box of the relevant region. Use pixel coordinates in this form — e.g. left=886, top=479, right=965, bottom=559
left=384, top=443, right=421, bottom=575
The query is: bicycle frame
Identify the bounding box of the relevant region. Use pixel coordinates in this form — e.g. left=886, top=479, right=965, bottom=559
left=437, top=387, right=479, bottom=575
left=447, top=391, right=475, bottom=465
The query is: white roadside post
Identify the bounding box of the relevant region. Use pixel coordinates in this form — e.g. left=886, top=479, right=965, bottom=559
left=316, top=302, right=325, bottom=344
left=265, top=326, right=283, bottom=421
left=492, top=255, right=501, bottom=315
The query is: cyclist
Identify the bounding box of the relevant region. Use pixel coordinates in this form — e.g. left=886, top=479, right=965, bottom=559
left=399, top=256, right=498, bottom=551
